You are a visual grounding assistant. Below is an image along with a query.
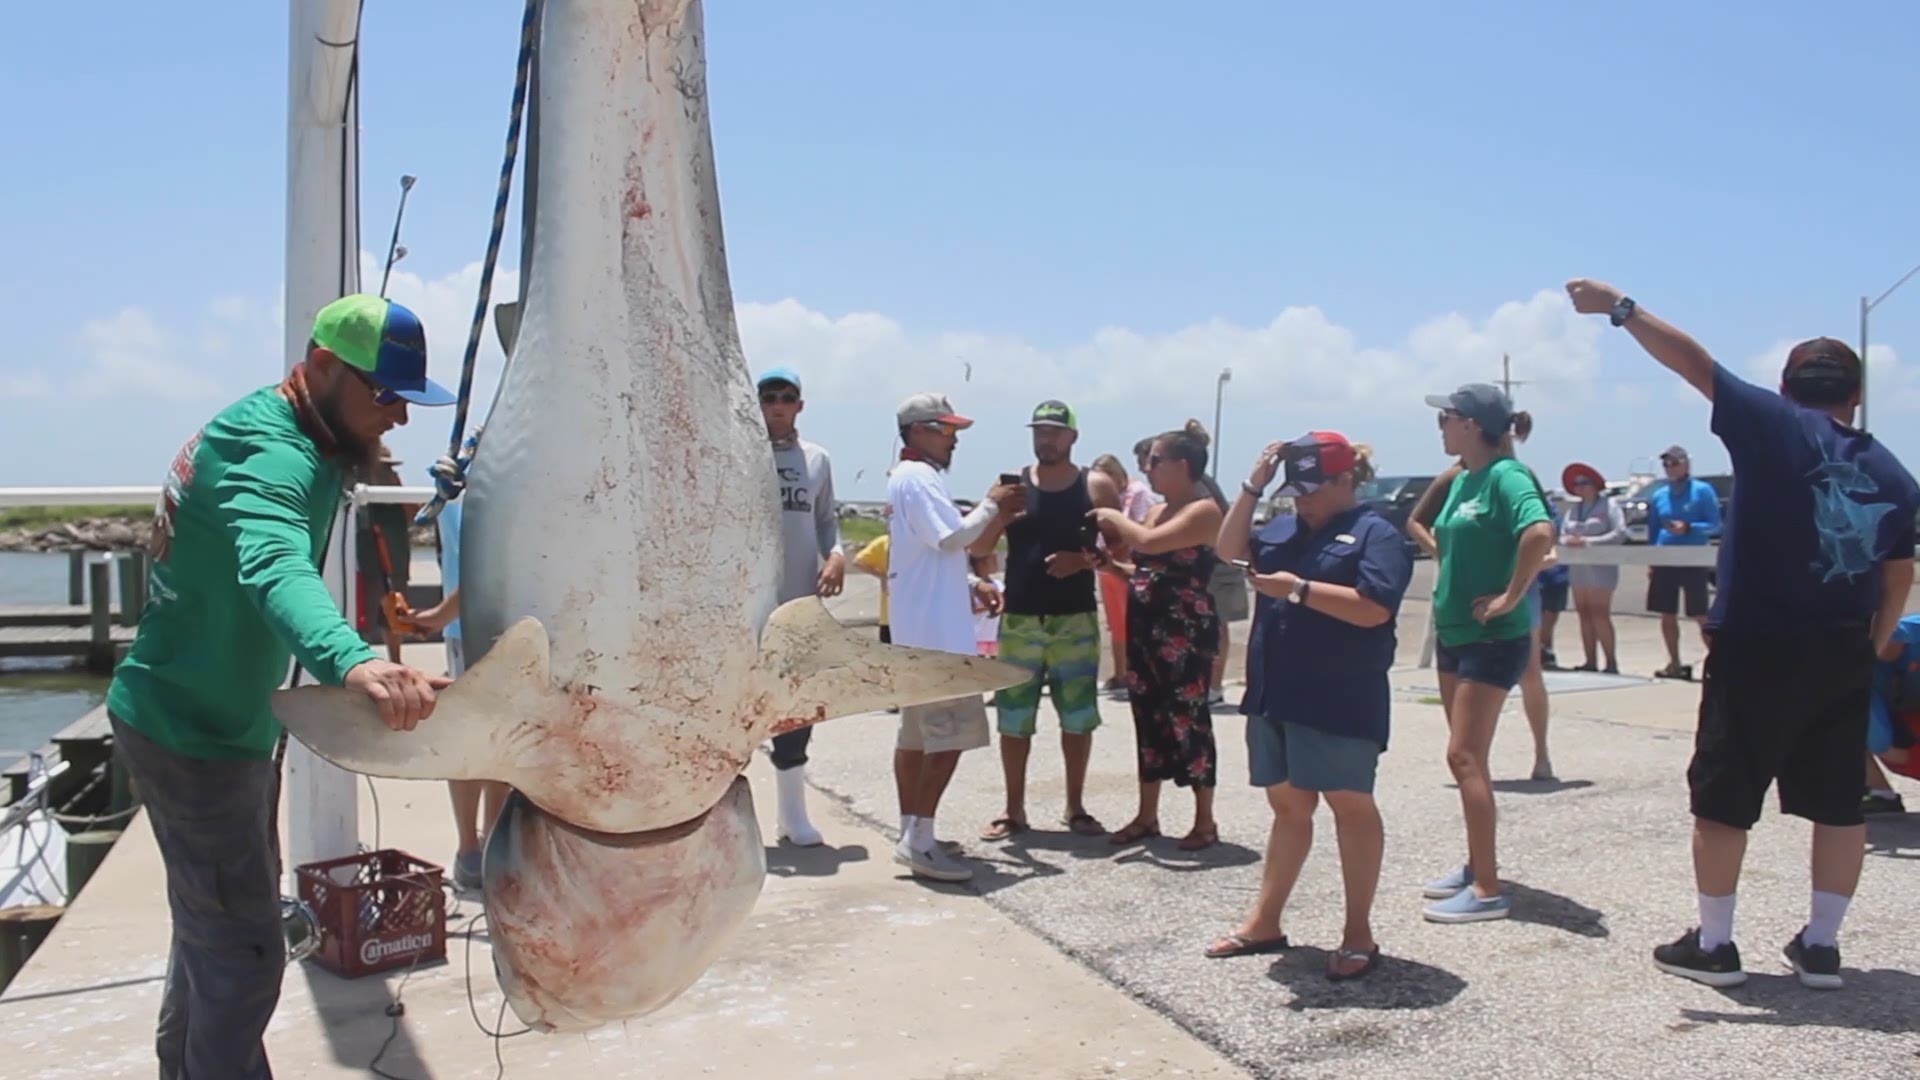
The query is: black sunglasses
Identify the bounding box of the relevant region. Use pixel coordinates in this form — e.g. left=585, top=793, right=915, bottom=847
left=760, top=390, right=800, bottom=405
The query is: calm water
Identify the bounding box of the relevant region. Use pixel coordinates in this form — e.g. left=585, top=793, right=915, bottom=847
left=0, top=552, right=113, bottom=762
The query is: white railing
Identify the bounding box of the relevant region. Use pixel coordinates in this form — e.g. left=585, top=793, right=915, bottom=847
left=0, top=485, right=439, bottom=635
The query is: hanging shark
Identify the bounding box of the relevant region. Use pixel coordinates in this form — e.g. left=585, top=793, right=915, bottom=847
left=272, top=0, right=1023, bottom=1032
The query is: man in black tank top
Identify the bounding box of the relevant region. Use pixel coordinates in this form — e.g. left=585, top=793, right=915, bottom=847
left=970, top=401, right=1121, bottom=840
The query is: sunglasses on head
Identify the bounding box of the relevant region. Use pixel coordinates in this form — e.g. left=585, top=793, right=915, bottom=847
left=346, top=364, right=402, bottom=406
left=759, top=390, right=800, bottom=405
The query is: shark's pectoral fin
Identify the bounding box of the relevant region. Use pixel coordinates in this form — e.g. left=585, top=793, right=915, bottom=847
left=272, top=617, right=557, bottom=781
left=756, top=598, right=1029, bottom=731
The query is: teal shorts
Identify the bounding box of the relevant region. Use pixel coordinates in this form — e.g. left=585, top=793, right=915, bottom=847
left=1246, top=716, right=1380, bottom=794
left=994, top=611, right=1103, bottom=737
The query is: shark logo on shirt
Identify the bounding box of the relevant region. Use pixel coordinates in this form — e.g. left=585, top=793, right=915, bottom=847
left=1807, top=447, right=1897, bottom=583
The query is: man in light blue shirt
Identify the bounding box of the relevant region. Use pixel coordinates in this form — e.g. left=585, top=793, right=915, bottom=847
left=1647, top=444, right=1723, bottom=679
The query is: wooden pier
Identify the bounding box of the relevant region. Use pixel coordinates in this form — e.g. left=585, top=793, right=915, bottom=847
left=0, top=550, right=147, bottom=672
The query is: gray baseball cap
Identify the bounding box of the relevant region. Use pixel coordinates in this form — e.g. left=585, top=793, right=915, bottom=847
left=895, top=392, right=973, bottom=429
left=1424, top=383, right=1515, bottom=434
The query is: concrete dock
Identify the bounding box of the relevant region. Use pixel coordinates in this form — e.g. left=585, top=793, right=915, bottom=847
left=2, top=574, right=1917, bottom=1078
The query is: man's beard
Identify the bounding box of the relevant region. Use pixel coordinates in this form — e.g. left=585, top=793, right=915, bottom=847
left=1034, top=448, right=1068, bottom=467
left=315, top=381, right=381, bottom=468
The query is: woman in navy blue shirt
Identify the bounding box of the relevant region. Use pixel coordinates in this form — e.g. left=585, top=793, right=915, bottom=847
left=1204, top=432, right=1414, bottom=981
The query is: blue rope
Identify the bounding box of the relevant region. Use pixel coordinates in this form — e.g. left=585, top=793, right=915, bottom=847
left=416, top=0, right=541, bottom=527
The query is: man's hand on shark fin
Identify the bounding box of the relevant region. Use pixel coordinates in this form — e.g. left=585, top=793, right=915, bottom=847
left=344, top=659, right=453, bottom=731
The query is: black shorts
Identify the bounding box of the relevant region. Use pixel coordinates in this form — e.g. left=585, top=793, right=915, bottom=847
left=1687, top=627, right=1873, bottom=829
left=1648, top=565, right=1711, bottom=617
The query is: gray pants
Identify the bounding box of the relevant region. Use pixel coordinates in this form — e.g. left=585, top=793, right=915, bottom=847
left=111, top=715, right=286, bottom=1079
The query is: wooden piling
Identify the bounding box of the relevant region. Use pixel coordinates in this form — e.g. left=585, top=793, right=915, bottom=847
left=66, top=549, right=84, bottom=606
left=0, top=905, right=63, bottom=992
left=86, top=559, right=113, bottom=673
left=65, top=830, right=121, bottom=897
left=115, top=550, right=148, bottom=627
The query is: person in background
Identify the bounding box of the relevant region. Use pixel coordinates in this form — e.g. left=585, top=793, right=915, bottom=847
left=1416, top=383, right=1554, bottom=923
left=1092, top=452, right=1152, bottom=693
left=1537, top=560, right=1570, bottom=670
left=1409, top=410, right=1556, bottom=782
left=850, top=528, right=892, bottom=643
left=886, top=392, right=1026, bottom=882
left=109, top=294, right=453, bottom=1078
left=1092, top=420, right=1226, bottom=851
left=970, top=551, right=1004, bottom=657
left=1208, top=434, right=1412, bottom=980
left=407, top=444, right=505, bottom=894
left=757, top=366, right=847, bottom=848
left=1568, top=279, right=1919, bottom=991
left=1558, top=462, right=1625, bottom=674
left=1646, top=445, right=1722, bottom=681
left=969, top=401, right=1119, bottom=841
left=1188, top=431, right=1248, bottom=709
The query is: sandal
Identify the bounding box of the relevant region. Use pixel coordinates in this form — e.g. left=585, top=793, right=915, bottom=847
left=1327, top=944, right=1380, bottom=981
left=1205, top=932, right=1290, bottom=959
left=1063, top=812, right=1106, bottom=836
left=979, top=817, right=1027, bottom=841
left=1178, top=825, right=1219, bottom=851
left=1108, top=820, right=1160, bottom=846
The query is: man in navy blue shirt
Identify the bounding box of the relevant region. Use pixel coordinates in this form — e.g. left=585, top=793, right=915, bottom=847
left=1569, top=279, right=1919, bottom=993
left=1209, top=431, right=1413, bottom=980
left=1646, top=444, right=1722, bottom=680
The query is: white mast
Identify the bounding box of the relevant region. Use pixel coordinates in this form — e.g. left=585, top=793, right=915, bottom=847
left=282, top=0, right=365, bottom=875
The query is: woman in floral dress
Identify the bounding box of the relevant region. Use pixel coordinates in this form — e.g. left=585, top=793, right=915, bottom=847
left=1091, top=420, right=1226, bottom=850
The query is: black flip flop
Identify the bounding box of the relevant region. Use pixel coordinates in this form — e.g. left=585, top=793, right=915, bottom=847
left=1205, top=933, right=1291, bottom=959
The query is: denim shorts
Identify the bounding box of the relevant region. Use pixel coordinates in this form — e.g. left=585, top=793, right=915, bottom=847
left=1436, top=635, right=1532, bottom=692
left=1247, top=715, right=1381, bottom=794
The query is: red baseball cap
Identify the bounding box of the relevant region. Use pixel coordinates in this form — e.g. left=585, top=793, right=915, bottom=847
left=1274, top=431, right=1359, bottom=496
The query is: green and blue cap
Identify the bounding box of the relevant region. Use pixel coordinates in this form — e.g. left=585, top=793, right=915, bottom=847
left=312, top=294, right=455, bottom=406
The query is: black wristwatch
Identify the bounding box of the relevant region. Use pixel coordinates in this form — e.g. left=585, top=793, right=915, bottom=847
left=1609, top=296, right=1638, bottom=327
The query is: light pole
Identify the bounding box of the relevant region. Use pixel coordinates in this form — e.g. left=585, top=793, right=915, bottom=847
left=1860, top=259, right=1920, bottom=432
left=1212, top=367, right=1232, bottom=477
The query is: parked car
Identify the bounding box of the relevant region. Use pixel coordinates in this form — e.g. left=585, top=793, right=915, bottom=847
left=1356, top=474, right=1436, bottom=557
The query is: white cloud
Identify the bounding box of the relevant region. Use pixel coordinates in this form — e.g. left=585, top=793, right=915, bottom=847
left=0, top=373, right=52, bottom=399
left=736, top=287, right=1605, bottom=414
left=69, top=308, right=225, bottom=401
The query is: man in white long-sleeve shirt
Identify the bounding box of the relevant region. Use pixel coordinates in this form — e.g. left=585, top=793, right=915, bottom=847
left=757, top=366, right=846, bottom=847
left=887, top=392, right=1025, bottom=881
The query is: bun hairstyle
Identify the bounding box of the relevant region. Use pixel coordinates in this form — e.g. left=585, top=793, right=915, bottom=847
left=1488, top=409, right=1534, bottom=450
left=1153, top=419, right=1211, bottom=480
left=1349, top=443, right=1378, bottom=486
left=1091, top=453, right=1128, bottom=486
left=1511, top=410, right=1534, bottom=442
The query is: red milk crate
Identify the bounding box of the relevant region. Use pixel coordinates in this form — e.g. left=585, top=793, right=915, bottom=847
left=295, top=849, right=448, bottom=978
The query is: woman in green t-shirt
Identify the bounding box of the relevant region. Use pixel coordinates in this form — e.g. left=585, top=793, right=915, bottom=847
left=1415, top=384, right=1555, bottom=925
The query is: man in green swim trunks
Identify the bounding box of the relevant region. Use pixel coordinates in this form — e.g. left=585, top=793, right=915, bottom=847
left=973, top=400, right=1122, bottom=839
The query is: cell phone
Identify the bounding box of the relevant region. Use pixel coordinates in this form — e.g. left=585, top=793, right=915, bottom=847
left=1229, top=558, right=1252, bottom=571
left=999, top=472, right=1023, bottom=487
left=1079, top=518, right=1102, bottom=548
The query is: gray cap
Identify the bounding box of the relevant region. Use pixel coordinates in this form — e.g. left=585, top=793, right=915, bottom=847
left=895, top=392, right=974, bottom=429
left=1660, top=445, right=1688, bottom=463
left=1424, top=383, right=1514, bottom=434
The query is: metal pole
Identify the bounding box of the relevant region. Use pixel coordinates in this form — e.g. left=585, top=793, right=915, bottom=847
left=1212, top=368, right=1231, bottom=477
left=284, top=0, right=366, bottom=876
left=1860, top=294, right=1871, bottom=432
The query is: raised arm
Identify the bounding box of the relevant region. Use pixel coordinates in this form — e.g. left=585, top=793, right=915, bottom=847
left=1094, top=496, right=1224, bottom=556
left=1217, top=441, right=1284, bottom=563
left=1567, top=279, right=1717, bottom=399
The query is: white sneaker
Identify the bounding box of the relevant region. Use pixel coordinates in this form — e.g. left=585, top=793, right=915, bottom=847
left=775, top=765, right=824, bottom=847
left=893, top=838, right=973, bottom=882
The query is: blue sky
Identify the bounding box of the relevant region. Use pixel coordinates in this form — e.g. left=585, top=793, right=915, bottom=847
left=6, top=1, right=1920, bottom=502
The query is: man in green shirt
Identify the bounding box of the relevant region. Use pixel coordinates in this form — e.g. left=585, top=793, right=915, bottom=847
left=107, top=294, right=455, bottom=1079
